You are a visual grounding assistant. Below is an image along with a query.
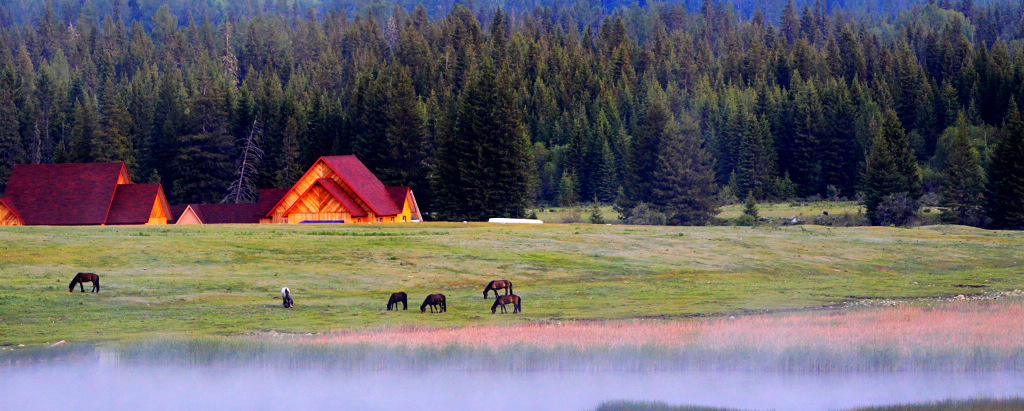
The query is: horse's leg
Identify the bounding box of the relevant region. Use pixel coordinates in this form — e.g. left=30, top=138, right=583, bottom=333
left=79, top=281, right=85, bottom=292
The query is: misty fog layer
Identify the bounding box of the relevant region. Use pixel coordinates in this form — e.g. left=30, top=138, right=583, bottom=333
left=1, top=362, right=1021, bottom=411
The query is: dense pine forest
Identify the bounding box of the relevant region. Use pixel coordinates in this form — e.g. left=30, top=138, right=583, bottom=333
left=0, top=0, right=1023, bottom=227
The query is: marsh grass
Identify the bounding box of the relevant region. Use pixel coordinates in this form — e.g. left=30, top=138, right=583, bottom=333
left=596, top=399, right=1024, bottom=411
left=596, top=401, right=740, bottom=411
left=848, top=398, right=1024, bottom=411
left=67, top=298, right=1022, bottom=373
left=1, top=223, right=1022, bottom=345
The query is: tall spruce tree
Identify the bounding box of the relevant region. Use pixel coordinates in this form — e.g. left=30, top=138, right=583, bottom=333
left=172, top=69, right=233, bottom=204
left=863, top=110, right=923, bottom=225
left=380, top=65, right=427, bottom=191
left=92, top=77, right=135, bottom=172
left=434, top=62, right=529, bottom=221
left=986, top=102, right=1024, bottom=229
left=940, top=113, right=986, bottom=226
left=0, top=66, right=22, bottom=193
left=736, top=114, right=777, bottom=200
left=650, top=113, right=720, bottom=225
left=69, top=93, right=101, bottom=164
left=616, top=84, right=669, bottom=219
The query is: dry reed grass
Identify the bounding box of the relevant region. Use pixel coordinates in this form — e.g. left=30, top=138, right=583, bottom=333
left=308, top=298, right=1024, bottom=351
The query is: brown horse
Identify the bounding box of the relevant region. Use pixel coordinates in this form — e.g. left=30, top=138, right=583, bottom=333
left=483, top=280, right=513, bottom=299
left=69, top=273, right=99, bottom=293
left=491, top=294, right=521, bottom=314
left=420, top=293, right=446, bottom=313
left=387, top=292, right=408, bottom=311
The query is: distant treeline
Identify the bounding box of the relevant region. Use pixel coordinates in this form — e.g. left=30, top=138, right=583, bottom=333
left=0, top=0, right=1022, bottom=226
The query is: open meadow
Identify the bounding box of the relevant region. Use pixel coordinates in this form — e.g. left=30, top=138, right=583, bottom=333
left=0, top=222, right=1022, bottom=348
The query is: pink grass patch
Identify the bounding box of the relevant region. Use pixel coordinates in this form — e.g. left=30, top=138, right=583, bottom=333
left=307, top=299, right=1024, bottom=352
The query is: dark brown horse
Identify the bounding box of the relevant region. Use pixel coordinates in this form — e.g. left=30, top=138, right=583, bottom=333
left=69, top=273, right=99, bottom=293
left=491, top=294, right=521, bottom=314
left=387, top=292, right=408, bottom=311
left=483, top=280, right=513, bottom=299
left=420, top=293, right=446, bottom=313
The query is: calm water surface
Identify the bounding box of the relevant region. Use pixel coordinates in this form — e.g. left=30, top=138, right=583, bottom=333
left=1, top=361, right=1022, bottom=410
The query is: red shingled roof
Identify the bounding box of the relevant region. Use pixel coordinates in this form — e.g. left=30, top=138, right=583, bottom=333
left=168, top=205, right=189, bottom=224
left=105, top=184, right=165, bottom=225
left=254, top=188, right=288, bottom=216
left=320, top=156, right=402, bottom=216
left=185, top=203, right=261, bottom=224
left=1, top=163, right=128, bottom=225
left=172, top=189, right=288, bottom=224
left=385, top=186, right=409, bottom=211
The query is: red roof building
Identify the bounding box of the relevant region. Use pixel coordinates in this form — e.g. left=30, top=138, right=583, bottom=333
left=172, top=188, right=288, bottom=225
left=0, top=197, right=24, bottom=226
left=264, top=155, right=422, bottom=224
left=0, top=162, right=171, bottom=226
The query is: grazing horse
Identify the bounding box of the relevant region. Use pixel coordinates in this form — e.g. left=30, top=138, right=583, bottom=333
left=483, top=280, right=513, bottom=299
left=420, top=293, right=446, bottom=313
left=387, top=292, right=408, bottom=311
left=68, top=273, right=99, bottom=293
left=281, top=287, right=294, bottom=308
left=491, top=294, right=521, bottom=314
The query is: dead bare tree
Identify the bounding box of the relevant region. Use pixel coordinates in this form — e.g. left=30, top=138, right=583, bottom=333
left=223, top=117, right=263, bottom=204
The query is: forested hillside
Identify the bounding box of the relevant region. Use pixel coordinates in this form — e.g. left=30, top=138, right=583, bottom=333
left=0, top=0, right=1023, bottom=226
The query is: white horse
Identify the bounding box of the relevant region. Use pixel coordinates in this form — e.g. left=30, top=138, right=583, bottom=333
left=281, top=287, right=294, bottom=308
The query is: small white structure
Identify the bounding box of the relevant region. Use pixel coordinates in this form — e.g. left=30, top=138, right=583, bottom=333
left=488, top=218, right=544, bottom=224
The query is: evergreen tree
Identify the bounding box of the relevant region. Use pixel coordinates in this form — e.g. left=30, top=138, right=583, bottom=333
left=863, top=110, right=923, bottom=225
left=92, top=77, right=135, bottom=171
left=986, top=102, right=1024, bottom=229
left=69, top=94, right=100, bottom=163
left=173, top=67, right=233, bottom=204
left=940, top=113, right=986, bottom=226
left=380, top=66, right=427, bottom=191
left=650, top=113, right=719, bottom=225
left=434, top=62, right=529, bottom=220
left=276, top=115, right=304, bottom=188
left=617, top=85, right=668, bottom=218
left=736, top=114, right=777, bottom=199
left=346, top=68, right=389, bottom=178
left=172, top=132, right=233, bottom=204
left=0, top=66, right=22, bottom=192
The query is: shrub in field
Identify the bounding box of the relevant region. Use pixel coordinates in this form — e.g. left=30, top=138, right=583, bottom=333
left=589, top=204, right=606, bottom=224
left=874, top=193, right=919, bottom=226
left=560, top=208, right=583, bottom=223
left=625, top=203, right=667, bottom=226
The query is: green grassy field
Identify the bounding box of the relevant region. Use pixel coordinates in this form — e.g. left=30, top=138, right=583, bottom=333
left=534, top=201, right=867, bottom=223
left=1, top=222, right=1022, bottom=346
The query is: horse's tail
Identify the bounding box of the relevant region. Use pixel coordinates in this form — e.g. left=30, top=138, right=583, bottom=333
left=508, top=281, right=513, bottom=295
left=516, top=296, right=522, bottom=312
left=441, top=295, right=447, bottom=312
left=95, top=276, right=100, bottom=292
